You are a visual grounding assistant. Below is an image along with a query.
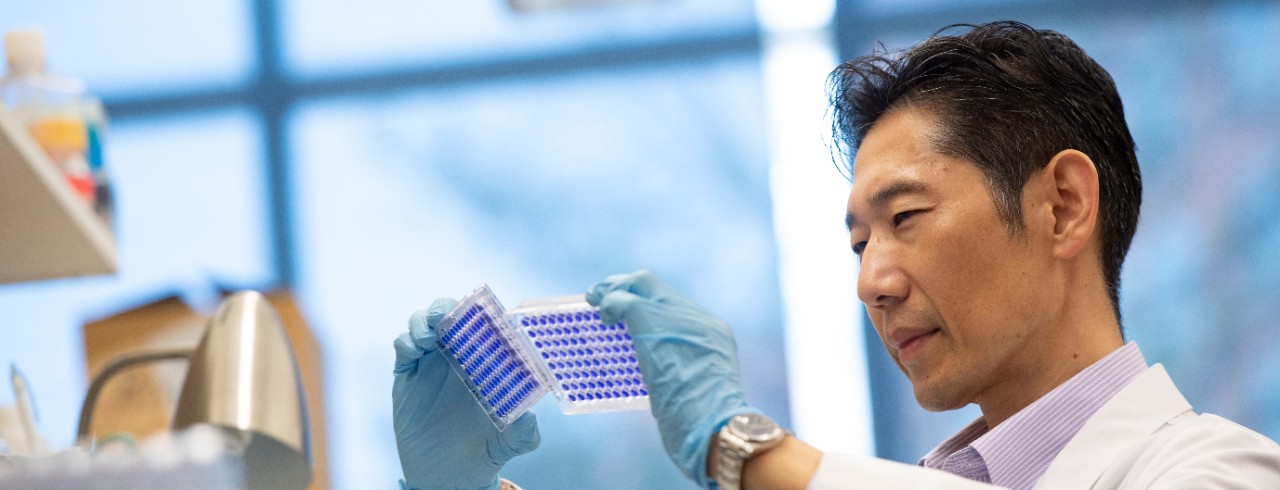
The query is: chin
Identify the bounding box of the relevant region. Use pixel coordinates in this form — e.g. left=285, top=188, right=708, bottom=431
left=912, top=379, right=970, bottom=412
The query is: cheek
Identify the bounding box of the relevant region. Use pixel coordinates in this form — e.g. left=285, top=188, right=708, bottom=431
left=919, top=213, right=1030, bottom=332
left=936, top=220, right=997, bottom=277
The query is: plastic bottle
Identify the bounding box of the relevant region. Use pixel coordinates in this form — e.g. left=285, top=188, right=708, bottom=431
left=1, top=28, right=110, bottom=220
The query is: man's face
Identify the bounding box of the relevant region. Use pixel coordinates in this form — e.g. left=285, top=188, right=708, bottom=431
left=846, top=106, right=1058, bottom=412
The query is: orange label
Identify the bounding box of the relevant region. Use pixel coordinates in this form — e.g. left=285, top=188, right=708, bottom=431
left=28, top=116, right=88, bottom=151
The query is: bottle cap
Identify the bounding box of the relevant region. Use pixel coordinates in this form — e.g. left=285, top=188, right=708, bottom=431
left=5, top=29, right=46, bottom=75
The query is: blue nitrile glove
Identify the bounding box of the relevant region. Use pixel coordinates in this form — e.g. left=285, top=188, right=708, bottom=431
left=393, top=297, right=541, bottom=490
left=586, top=270, right=758, bottom=488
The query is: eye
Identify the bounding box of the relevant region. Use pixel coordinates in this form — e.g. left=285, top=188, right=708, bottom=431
left=893, top=210, right=921, bottom=227
left=852, top=240, right=867, bottom=257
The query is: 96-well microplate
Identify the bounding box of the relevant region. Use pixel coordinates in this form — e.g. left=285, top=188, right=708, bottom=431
left=509, top=297, right=650, bottom=415
left=434, top=285, right=548, bottom=430
left=433, top=286, right=651, bottom=429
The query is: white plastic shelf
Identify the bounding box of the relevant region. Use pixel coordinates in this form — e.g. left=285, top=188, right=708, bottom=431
left=0, top=110, right=116, bottom=284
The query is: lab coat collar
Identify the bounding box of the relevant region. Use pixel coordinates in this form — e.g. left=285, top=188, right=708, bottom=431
left=1033, top=364, right=1192, bottom=489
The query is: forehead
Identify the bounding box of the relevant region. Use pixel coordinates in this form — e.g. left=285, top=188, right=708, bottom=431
left=849, top=107, right=948, bottom=198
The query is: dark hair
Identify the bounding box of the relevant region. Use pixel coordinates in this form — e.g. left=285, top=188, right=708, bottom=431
left=829, top=20, right=1142, bottom=321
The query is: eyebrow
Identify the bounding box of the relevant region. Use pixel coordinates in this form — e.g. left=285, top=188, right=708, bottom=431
left=845, top=180, right=929, bottom=231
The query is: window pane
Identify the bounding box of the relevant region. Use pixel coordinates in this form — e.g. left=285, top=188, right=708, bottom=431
left=280, top=0, right=756, bottom=76
left=106, top=109, right=274, bottom=289
left=1, top=1, right=253, bottom=97
left=0, top=108, right=273, bottom=446
left=858, top=0, right=1022, bottom=17
left=289, top=53, right=784, bottom=489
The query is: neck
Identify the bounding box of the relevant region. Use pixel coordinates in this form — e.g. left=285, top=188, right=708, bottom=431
left=976, top=272, right=1124, bottom=428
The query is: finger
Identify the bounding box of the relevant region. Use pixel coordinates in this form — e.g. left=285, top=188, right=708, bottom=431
left=586, top=275, right=628, bottom=306
left=393, top=331, right=425, bottom=370
left=604, top=270, right=644, bottom=285
left=409, top=297, right=459, bottom=349
left=624, top=269, right=663, bottom=298
left=586, top=281, right=610, bottom=307
left=426, top=297, right=460, bottom=327
left=587, top=269, right=658, bottom=306
left=595, top=289, right=644, bottom=327
left=407, top=309, right=441, bottom=352
left=492, top=412, right=541, bottom=463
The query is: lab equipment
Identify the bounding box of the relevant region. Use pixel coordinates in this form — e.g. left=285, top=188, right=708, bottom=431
left=393, top=297, right=540, bottom=490
left=433, top=285, right=651, bottom=430
left=587, top=270, right=758, bottom=487
left=1, top=28, right=113, bottom=222
left=0, top=425, right=243, bottom=489
left=8, top=365, right=41, bottom=456
left=76, top=291, right=310, bottom=490
left=434, top=286, right=548, bottom=428
left=509, top=296, right=650, bottom=415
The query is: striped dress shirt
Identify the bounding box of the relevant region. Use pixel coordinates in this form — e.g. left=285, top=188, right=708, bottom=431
left=918, top=342, right=1148, bottom=489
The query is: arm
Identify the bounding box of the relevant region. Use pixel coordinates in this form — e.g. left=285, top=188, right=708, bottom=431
left=588, top=271, right=1006, bottom=490
left=709, top=434, right=823, bottom=490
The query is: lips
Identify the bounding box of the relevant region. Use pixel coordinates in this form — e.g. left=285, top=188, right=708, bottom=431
left=890, top=327, right=940, bottom=363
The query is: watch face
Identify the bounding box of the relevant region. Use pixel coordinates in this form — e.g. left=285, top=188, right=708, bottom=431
left=730, top=413, right=783, bottom=442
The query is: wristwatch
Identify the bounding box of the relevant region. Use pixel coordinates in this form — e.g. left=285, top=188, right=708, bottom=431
left=713, top=413, right=787, bottom=490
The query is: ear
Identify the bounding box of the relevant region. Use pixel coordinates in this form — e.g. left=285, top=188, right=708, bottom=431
left=1044, top=149, right=1100, bottom=260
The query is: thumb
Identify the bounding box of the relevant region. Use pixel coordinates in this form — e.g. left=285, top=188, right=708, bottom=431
left=410, top=297, right=460, bottom=348
left=492, top=412, right=541, bottom=462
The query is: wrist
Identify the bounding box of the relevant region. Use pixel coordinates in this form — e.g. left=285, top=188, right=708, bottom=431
left=707, top=416, right=822, bottom=490
left=740, top=436, right=822, bottom=490
left=709, top=413, right=787, bottom=490
left=675, top=404, right=752, bottom=488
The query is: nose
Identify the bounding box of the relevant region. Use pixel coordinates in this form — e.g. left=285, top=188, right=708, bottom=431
left=857, top=240, right=909, bottom=309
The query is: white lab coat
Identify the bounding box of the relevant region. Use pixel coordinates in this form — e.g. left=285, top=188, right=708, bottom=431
left=808, top=364, right=1280, bottom=489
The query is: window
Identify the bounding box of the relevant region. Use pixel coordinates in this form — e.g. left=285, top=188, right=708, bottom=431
left=288, top=52, right=786, bottom=487
left=4, top=2, right=794, bottom=488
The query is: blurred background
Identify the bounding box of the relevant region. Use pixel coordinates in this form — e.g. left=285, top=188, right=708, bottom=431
left=1, top=0, right=1277, bottom=488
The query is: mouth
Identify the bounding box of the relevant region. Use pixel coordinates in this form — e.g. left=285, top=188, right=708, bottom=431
left=893, top=328, right=940, bottom=364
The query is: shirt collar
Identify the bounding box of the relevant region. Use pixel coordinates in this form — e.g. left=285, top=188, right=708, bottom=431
left=920, top=342, right=1148, bottom=489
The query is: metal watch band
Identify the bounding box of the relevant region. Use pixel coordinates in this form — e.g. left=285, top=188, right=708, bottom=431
left=716, top=441, right=750, bottom=490
left=713, top=414, right=786, bottom=490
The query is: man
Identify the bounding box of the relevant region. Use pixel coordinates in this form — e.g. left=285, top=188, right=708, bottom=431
left=391, top=21, right=1280, bottom=489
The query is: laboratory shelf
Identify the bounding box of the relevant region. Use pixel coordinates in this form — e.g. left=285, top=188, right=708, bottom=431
left=0, top=110, right=116, bottom=284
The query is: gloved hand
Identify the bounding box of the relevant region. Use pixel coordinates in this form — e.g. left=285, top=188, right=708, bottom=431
left=587, top=270, right=758, bottom=488
left=393, top=297, right=541, bottom=490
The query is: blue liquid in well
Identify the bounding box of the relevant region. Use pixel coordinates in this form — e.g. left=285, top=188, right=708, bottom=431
left=520, top=307, right=648, bottom=408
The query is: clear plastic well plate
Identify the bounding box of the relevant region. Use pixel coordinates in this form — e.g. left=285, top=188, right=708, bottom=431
left=434, top=285, right=549, bottom=430
left=434, top=285, right=650, bottom=430
left=508, top=296, right=650, bottom=415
